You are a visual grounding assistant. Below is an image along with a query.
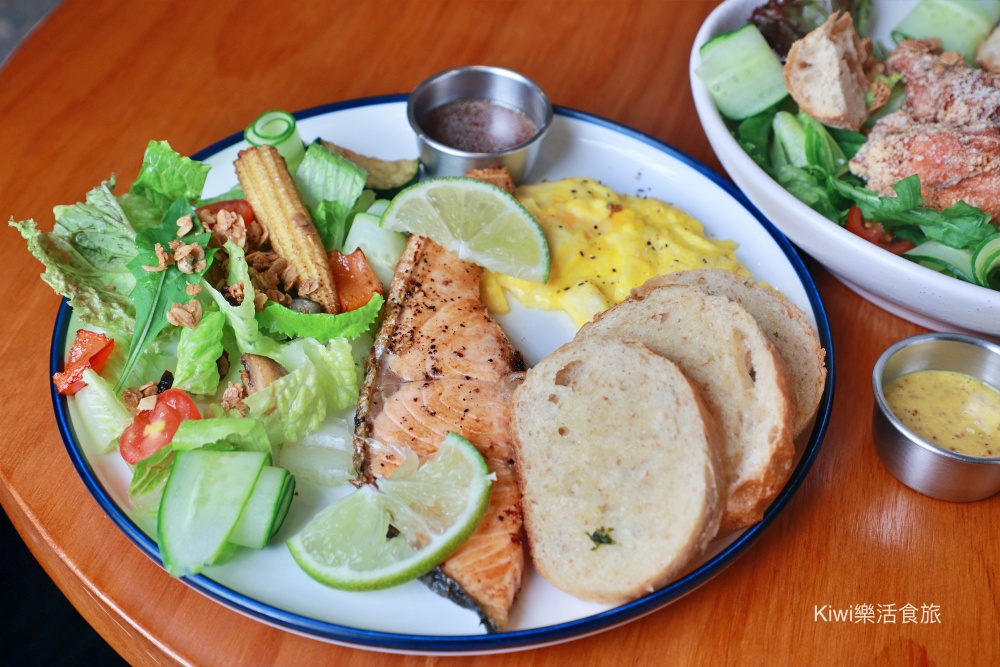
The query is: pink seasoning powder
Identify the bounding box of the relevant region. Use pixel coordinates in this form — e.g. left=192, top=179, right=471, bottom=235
left=421, top=98, right=538, bottom=153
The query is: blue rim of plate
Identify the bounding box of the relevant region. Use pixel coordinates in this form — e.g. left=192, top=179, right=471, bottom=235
left=50, top=94, right=834, bottom=654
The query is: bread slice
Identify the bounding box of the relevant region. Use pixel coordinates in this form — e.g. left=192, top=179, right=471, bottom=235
left=649, top=269, right=826, bottom=439
left=784, top=12, right=868, bottom=130
left=511, top=336, right=725, bottom=604
left=578, top=282, right=795, bottom=533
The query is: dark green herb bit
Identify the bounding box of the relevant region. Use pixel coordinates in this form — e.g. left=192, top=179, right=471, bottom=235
left=587, top=527, right=616, bottom=550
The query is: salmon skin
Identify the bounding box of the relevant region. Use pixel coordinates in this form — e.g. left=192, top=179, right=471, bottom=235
left=354, top=234, right=526, bottom=632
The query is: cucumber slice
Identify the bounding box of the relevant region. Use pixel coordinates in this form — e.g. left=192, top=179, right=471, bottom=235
left=245, top=110, right=306, bottom=174
left=157, top=450, right=269, bottom=577
left=905, top=241, right=976, bottom=282
left=342, top=211, right=407, bottom=289
left=228, top=466, right=296, bottom=549
left=367, top=199, right=391, bottom=217
left=972, top=233, right=1000, bottom=287
left=893, top=0, right=1000, bottom=61
left=696, top=24, right=788, bottom=120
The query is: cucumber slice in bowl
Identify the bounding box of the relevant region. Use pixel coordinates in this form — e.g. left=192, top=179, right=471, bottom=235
left=695, top=24, right=788, bottom=120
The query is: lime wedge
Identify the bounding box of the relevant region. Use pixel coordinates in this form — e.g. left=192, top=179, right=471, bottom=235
left=287, top=432, right=492, bottom=590
left=381, top=177, right=550, bottom=283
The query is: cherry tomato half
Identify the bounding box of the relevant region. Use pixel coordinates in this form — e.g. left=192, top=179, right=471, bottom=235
left=53, top=330, right=115, bottom=395
left=845, top=205, right=915, bottom=255
left=195, top=199, right=255, bottom=226
left=119, top=388, right=201, bottom=465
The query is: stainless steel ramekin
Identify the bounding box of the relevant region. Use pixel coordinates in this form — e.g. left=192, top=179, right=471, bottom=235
left=872, top=332, right=1000, bottom=502
left=407, top=66, right=552, bottom=182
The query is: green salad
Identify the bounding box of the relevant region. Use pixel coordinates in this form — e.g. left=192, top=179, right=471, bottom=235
left=11, top=114, right=405, bottom=577
left=696, top=0, right=1000, bottom=290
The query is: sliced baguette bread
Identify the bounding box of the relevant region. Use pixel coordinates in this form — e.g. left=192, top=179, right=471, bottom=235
left=578, top=282, right=795, bottom=533
left=649, top=269, right=826, bottom=439
left=511, top=336, right=725, bottom=604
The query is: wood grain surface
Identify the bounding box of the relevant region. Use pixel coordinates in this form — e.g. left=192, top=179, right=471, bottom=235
left=0, top=1, right=996, bottom=665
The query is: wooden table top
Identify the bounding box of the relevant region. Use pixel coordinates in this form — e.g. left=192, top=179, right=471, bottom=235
left=1, top=1, right=996, bottom=664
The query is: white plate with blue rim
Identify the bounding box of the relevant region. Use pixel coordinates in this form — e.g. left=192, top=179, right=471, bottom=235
left=52, top=95, right=833, bottom=654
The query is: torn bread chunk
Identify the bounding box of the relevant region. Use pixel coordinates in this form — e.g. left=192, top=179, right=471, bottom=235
left=784, top=12, right=869, bottom=130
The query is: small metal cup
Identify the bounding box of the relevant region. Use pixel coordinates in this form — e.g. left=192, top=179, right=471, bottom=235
left=407, top=66, right=553, bottom=182
left=871, top=333, right=1000, bottom=502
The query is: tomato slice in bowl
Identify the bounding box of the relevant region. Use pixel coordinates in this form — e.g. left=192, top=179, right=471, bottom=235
left=119, top=388, right=201, bottom=465
left=844, top=205, right=916, bottom=256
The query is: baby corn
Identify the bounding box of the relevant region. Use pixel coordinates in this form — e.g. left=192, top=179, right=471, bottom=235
left=235, top=145, right=340, bottom=314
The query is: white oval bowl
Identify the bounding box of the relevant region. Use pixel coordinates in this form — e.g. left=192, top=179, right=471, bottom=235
left=690, top=0, right=1000, bottom=339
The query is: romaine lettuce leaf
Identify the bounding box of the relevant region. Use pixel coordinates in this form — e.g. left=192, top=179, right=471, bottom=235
left=117, top=192, right=166, bottom=233
left=244, top=337, right=359, bottom=446
left=74, top=368, right=133, bottom=454
left=293, top=142, right=368, bottom=250
left=10, top=177, right=138, bottom=335
left=257, top=294, right=383, bottom=342
left=294, top=142, right=368, bottom=210
left=171, top=417, right=271, bottom=455
left=129, top=140, right=211, bottom=213
left=173, top=309, right=226, bottom=396
left=52, top=178, right=137, bottom=273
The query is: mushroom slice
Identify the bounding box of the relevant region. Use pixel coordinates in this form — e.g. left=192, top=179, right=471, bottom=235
left=241, top=354, right=288, bottom=394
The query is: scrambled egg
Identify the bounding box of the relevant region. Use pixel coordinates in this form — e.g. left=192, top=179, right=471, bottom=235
left=482, top=177, right=751, bottom=327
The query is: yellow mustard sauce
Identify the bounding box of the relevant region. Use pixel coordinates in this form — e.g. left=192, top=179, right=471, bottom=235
left=884, top=370, right=1000, bottom=457
left=480, top=177, right=751, bottom=328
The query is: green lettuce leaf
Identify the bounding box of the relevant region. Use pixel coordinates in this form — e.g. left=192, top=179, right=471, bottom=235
left=74, top=368, right=133, bottom=454
left=244, top=337, right=359, bottom=446
left=311, top=199, right=350, bottom=250
left=293, top=142, right=368, bottom=250
left=129, top=140, right=211, bottom=213
left=294, top=142, right=368, bottom=210
left=173, top=309, right=226, bottom=396
left=115, top=198, right=215, bottom=392
left=737, top=106, right=779, bottom=175
left=197, top=184, right=245, bottom=207
left=257, top=294, right=383, bottom=342
left=11, top=218, right=136, bottom=335
left=171, top=417, right=272, bottom=455
left=128, top=445, right=175, bottom=517
left=832, top=176, right=995, bottom=248
left=10, top=177, right=139, bottom=335
left=52, top=178, right=137, bottom=273
left=117, top=192, right=166, bottom=232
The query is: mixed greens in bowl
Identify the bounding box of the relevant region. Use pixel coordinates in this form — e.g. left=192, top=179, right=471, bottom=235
left=690, top=0, right=1000, bottom=335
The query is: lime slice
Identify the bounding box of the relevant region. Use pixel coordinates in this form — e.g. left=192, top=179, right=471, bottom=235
left=381, top=177, right=550, bottom=283
left=287, top=432, right=492, bottom=590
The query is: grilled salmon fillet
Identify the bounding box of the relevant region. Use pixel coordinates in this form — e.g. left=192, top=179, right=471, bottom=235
left=354, top=234, right=526, bottom=631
